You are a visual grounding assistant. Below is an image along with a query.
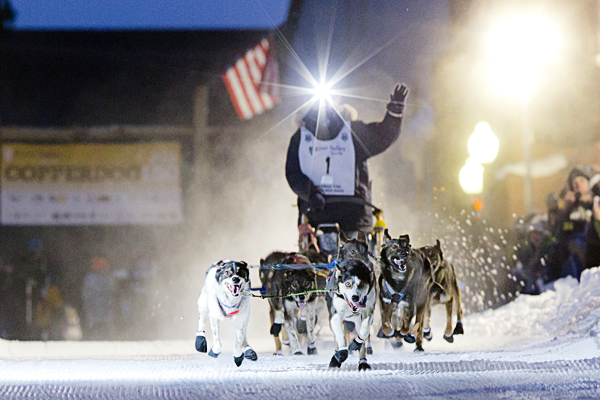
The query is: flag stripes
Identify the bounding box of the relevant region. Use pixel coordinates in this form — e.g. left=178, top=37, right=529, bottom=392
left=222, top=38, right=279, bottom=120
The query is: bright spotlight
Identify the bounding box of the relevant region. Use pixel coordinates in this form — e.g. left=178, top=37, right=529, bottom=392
left=459, top=158, right=484, bottom=195
left=309, top=82, right=333, bottom=104
left=486, top=15, right=561, bottom=99
left=468, top=121, right=499, bottom=164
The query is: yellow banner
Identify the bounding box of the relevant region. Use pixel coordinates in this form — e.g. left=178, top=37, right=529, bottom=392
left=1, top=143, right=182, bottom=225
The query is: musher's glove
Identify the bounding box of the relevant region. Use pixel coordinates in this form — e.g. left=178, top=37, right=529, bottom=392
left=308, top=188, right=326, bottom=212
left=386, top=84, right=409, bottom=116
left=195, top=334, right=207, bottom=353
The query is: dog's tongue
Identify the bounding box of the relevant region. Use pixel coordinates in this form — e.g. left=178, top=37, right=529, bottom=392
left=394, top=258, right=402, bottom=266
left=228, top=283, right=240, bottom=296
left=297, top=301, right=306, bottom=310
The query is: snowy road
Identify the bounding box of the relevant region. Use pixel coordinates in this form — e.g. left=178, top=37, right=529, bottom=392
left=2, top=270, right=600, bottom=399
left=1, top=340, right=600, bottom=399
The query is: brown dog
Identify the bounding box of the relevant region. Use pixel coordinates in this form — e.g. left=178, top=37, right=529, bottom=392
left=420, top=240, right=464, bottom=342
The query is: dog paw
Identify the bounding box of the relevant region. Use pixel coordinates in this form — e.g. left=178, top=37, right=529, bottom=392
left=297, top=319, right=307, bottom=334
left=307, top=345, right=318, bottom=355
left=273, top=350, right=283, bottom=356
left=390, top=340, right=403, bottom=349
left=423, top=328, right=433, bottom=342
left=293, top=350, right=304, bottom=356
left=281, top=339, right=290, bottom=346
left=358, top=359, right=372, bottom=371
left=270, top=323, right=282, bottom=336
left=443, top=333, right=454, bottom=343
left=453, top=321, right=464, bottom=335
left=334, top=349, right=348, bottom=363
left=195, top=335, right=207, bottom=353
left=366, top=344, right=373, bottom=355
left=244, top=347, right=258, bottom=361
left=401, top=333, right=416, bottom=344
left=329, top=355, right=342, bottom=368
left=348, top=338, right=362, bottom=352
left=208, top=349, right=220, bottom=358
left=414, top=345, right=425, bottom=353
left=234, top=354, right=244, bottom=367
left=377, top=327, right=394, bottom=339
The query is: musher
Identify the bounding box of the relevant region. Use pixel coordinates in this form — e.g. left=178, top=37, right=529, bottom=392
left=285, top=83, right=409, bottom=251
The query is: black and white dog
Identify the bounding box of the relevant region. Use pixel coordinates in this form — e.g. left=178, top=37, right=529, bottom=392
left=326, top=259, right=376, bottom=371
left=195, top=260, right=257, bottom=367
left=337, top=231, right=374, bottom=355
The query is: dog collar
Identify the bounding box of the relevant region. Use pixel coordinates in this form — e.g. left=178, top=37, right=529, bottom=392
left=217, top=296, right=241, bottom=317
left=383, top=279, right=407, bottom=304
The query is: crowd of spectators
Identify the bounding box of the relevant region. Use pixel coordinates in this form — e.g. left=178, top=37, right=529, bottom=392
left=512, top=165, right=600, bottom=295
left=0, top=238, right=157, bottom=341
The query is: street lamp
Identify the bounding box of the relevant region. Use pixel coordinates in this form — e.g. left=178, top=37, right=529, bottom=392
left=468, top=121, right=499, bottom=164
left=459, top=158, right=484, bottom=195
left=486, top=14, right=561, bottom=213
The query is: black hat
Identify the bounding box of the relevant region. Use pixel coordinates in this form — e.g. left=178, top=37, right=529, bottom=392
left=567, top=168, right=589, bottom=191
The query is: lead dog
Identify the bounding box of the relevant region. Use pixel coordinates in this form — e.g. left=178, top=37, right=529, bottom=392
left=378, top=231, right=430, bottom=352
left=327, top=259, right=376, bottom=370
left=338, top=231, right=374, bottom=355
left=420, top=240, right=464, bottom=342
left=260, top=252, right=319, bottom=356
left=195, top=260, right=257, bottom=367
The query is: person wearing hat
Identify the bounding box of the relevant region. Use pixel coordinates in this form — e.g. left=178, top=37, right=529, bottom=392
left=550, top=168, right=593, bottom=281
left=584, top=173, right=600, bottom=271
left=285, top=84, right=409, bottom=243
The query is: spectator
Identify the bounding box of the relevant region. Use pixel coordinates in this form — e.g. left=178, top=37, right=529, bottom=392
left=550, top=168, right=593, bottom=281
left=82, top=257, right=117, bottom=340
left=512, top=214, right=552, bottom=294
left=584, top=174, right=600, bottom=271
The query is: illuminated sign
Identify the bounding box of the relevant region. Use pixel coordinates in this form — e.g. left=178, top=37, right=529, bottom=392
left=1, top=143, right=183, bottom=225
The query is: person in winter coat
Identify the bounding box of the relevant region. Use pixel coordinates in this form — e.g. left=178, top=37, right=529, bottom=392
left=551, top=168, right=593, bottom=281
left=584, top=174, right=600, bottom=272
left=285, top=84, right=409, bottom=240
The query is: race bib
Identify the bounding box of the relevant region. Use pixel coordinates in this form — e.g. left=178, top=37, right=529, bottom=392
left=298, top=123, right=355, bottom=196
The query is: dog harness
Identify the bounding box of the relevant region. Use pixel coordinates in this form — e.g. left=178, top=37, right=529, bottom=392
left=217, top=296, right=241, bottom=317
left=382, top=279, right=407, bottom=304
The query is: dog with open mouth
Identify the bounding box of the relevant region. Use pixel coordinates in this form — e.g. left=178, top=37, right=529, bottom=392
left=260, top=252, right=320, bottom=356
left=326, top=258, right=376, bottom=370
left=378, top=230, right=430, bottom=352
left=337, top=231, right=375, bottom=355
left=419, top=239, right=464, bottom=343
left=195, top=260, right=257, bottom=367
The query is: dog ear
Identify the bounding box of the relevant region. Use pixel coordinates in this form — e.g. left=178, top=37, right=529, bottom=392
left=435, top=240, right=444, bottom=261
left=356, top=231, right=366, bottom=243
left=384, top=229, right=392, bottom=242
left=260, top=258, right=266, bottom=266
left=339, top=231, right=349, bottom=244
left=399, top=234, right=411, bottom=249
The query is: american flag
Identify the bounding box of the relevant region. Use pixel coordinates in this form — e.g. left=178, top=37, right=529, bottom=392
left=222, top=36, right=280, bottom=120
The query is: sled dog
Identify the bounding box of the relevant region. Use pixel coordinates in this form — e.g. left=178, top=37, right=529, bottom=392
left=326, top=259, right=376, bottom=370
left=378, top=231, right=430, bottom=352
left=419, top=240, right=464, bottom=342
left=195, top=260, right=257, bottom=367
left=337, top=231, right=374, bottom=355
left=260, top=252, right=320, bottom=356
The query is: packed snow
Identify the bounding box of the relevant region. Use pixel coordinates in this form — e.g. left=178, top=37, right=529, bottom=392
left=2, top=269, right=600, bottom=398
